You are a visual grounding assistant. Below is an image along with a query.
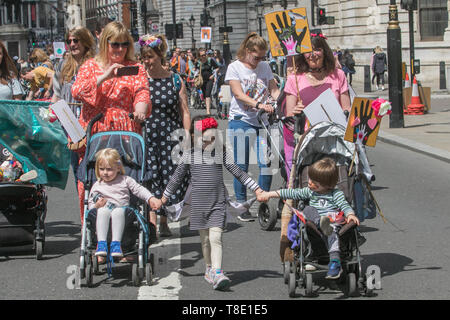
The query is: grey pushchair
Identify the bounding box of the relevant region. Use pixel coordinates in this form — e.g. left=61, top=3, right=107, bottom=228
left=77, top=114, right=155, bottom=287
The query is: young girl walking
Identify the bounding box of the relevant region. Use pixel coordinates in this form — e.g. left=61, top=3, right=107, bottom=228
left=88, top=148, right=159, bottom=259
left=153, top=115, right=264, bottom=290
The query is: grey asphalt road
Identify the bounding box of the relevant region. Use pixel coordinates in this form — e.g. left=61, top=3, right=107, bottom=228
left=1, top=108, right=449, bottom=300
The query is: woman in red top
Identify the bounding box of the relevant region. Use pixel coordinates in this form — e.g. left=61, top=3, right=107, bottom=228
left=72, top=21, right=151, bottom=223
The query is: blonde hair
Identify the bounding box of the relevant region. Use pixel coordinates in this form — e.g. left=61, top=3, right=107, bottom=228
left=139, top=34, right=168, bottom=65
left=61, top=26, right=96, bottom=83
left=236, top=32, right=268, bottom=61
left=375, top=46, right=383, bottom=54
left=30, top=48, right=53, bottom=70
left=96, top=21, right=135, bottom=65
left=94, top=148, right=125, bottom=180
left=308, top=157, right=339, bottom=190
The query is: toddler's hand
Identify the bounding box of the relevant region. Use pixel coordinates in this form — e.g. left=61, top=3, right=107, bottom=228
left=346, top=214, right=360, bottom=226
left=257, top=191, right=271, bottom=203
left=94, top=197, right=107, bottom=209
left=149, top=197, right=162, bottom=211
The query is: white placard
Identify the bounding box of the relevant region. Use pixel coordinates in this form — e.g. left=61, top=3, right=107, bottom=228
left=51, top=100, right=85, bottom=143
left=303, top=88, right=348, bottom=128
left=53, top=42, right=66, bottom=59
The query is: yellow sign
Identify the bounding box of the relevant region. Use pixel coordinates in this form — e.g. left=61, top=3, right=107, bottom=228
left=344, top=98, right=381, bottom=147
left=265, top=8, right=312, bottom=57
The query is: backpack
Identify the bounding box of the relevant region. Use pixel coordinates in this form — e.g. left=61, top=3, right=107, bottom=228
left=347, top=55, right=355, bottom=68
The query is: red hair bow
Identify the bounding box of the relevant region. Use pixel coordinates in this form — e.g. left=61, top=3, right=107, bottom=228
left=195, top=117, right=218, bottom=132
left=310, top=33, right=327, bottom=40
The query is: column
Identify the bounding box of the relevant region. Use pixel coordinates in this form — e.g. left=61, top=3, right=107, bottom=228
left=443, top=0, right=450, bottom=41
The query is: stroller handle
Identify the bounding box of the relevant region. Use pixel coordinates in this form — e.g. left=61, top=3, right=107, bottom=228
left=86, top=113, right=103, bottom=141
left=294, top=113, right=306, bottom=135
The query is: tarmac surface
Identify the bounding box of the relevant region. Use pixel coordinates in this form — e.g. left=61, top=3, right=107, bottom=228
left=351, top=81, right=450, bottom=163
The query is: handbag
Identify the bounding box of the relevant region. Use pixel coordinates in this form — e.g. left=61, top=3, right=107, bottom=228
left=194, top=63, right=203, bottom=88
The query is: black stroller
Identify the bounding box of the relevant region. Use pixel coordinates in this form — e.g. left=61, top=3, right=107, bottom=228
left=77, top=114, right=155, bottom=287
left=0, top=177, right=47, bottom=260
left=284, top=121, right=374, bottom=298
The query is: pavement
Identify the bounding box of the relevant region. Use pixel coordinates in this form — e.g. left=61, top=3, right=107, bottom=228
left=349, top=80, right=450, bottom=164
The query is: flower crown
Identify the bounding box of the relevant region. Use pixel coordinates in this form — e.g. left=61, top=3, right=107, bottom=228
left=138, top=35, right=162, bottom=48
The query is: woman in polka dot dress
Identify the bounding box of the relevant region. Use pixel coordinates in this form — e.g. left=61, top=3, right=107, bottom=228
left=140, top=34, right=191, bottom=237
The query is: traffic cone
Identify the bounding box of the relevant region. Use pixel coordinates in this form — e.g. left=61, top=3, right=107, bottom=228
left=405, top=76, right=424, bottom=115
left=404, top=72, right=411, bottom=88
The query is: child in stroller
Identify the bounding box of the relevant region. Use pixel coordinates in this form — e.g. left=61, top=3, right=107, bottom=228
left=258, top=157, right=359, bottom=279
left=88, top=148, right=159, bottom=259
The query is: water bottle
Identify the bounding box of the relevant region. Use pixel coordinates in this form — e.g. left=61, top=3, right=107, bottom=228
left=92, top=192, right=117, bottom=210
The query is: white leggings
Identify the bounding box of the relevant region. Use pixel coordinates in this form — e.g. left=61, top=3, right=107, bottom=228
left=199, top=227, right=223, bottom=271
left=96, top=207, right=126, bottom=242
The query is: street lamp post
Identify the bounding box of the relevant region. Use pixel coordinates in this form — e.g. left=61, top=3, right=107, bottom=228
left=256, top=0, right=263, bottom=36
left=222, top=0, right=232, bottom=66
left=387, top=0, right=404, bottom=128
left=188, top=14, right=196, bottom=50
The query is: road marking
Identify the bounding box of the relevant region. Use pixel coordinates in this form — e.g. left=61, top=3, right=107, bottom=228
left=138, top=221, right=182, bottom=300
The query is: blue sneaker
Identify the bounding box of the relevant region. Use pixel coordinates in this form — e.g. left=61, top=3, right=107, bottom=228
left=326, top=260, right=342, bottom=279
left=110, top=241, right=123, bottom=258
left=95, top=241, right=107, bottom=257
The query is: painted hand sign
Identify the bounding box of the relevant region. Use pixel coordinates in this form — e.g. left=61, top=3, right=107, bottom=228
left=265, top=8, right=312, bottom=57
left=344, top=98, right=382, bottom=147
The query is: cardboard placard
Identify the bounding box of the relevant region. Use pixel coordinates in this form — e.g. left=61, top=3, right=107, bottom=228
left=303, top=89, right=348, bottom=128
left=265, top=8, right=312, bottom=57
left=200, top=27, right=212, bottom=43
left=344, top=97, right=381, bottom=147
left=51, top=100, right=85, bottom=143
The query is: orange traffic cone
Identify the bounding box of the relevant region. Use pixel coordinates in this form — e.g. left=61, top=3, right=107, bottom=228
left=405, top=76, right=424, bottom=115
left=404, top=72, right=411, bottom=88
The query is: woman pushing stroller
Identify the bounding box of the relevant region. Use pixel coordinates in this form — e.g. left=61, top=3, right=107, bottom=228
left=257, top=157, right=359, bottom=279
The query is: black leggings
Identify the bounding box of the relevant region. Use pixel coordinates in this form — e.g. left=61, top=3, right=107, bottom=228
left=375, top=72, right=385, bottom=86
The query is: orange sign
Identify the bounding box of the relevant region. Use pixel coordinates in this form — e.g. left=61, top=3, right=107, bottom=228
left=344, top=98, right=381, bottom=147
left=200, top=27, right=212, bottom=43
left=265, top=8, right=312, bottom=57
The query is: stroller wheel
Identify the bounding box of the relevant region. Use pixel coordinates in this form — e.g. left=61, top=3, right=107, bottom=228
left=288, top=273, right=297, bottom=298
left=132, top=263, right=142, bottom=287
left=86, top=261, right=94, bottom=288
left=258, top=201, right=278, bottom=231
left=145, top=262, right=153, bottom=285
left=305, top=273, right=314, bottom=297
left=283, top=261, right=290, bottom=284
left=35, top=240, right=44, bottom=260
left=346, top=272, right=359, bottom=297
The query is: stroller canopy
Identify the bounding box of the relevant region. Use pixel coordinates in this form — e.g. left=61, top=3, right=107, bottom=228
left=296, top=121, right=355, bottom=168
left=0, top=100, right=70, bottom=189
left=77, top=131, right=149, bottom=185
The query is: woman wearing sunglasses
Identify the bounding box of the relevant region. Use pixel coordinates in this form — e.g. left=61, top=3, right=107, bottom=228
left=72, top=21, right=150, bottom=226
left=225, top=32, right=280, bottom=222
left=51, top=26, right=96, bottom=191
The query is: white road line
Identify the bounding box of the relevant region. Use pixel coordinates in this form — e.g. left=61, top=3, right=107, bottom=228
left=138, top=221, right=182, bottom=300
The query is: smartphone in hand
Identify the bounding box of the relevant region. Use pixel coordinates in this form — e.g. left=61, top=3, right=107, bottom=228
left=116, top=66, right=139, bottom=77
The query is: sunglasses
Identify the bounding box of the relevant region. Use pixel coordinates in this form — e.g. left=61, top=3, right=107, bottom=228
left=200, top=54, right=206, bottom=57
left=304, top=49, right=323, bottom=59
left=253, top=55, right=266, bottom=61
left=66, top=38, right=79, bottom=45
left=108, top=41, right=130, bottom=49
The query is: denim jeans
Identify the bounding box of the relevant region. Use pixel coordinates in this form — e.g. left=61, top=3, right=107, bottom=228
left=227, top=119, right=272, bottom=202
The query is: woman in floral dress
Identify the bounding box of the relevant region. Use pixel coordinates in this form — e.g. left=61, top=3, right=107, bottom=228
left=72, top=21, right=151, bottom=223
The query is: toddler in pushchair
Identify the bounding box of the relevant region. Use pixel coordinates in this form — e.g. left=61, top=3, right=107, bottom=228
left=77, top=115, right=157, bottom=287
left=0, top=145, right=46, bottom=260
left=258, top=121, right=374, bottom=297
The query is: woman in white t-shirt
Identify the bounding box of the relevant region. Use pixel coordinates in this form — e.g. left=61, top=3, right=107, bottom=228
left=225, top=32, right=280, bottom=222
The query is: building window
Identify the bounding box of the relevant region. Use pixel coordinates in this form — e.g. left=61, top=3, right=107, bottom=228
left=419, top=0, right=448, bottom=41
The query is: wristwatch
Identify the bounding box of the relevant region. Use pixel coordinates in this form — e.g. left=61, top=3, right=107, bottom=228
left=255, top=101, right=261, bottom=109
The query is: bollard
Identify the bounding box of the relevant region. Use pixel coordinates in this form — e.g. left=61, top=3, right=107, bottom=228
left=440, top=61, right=446, bottom=90
left=364, top=65, right=372, bottom=92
